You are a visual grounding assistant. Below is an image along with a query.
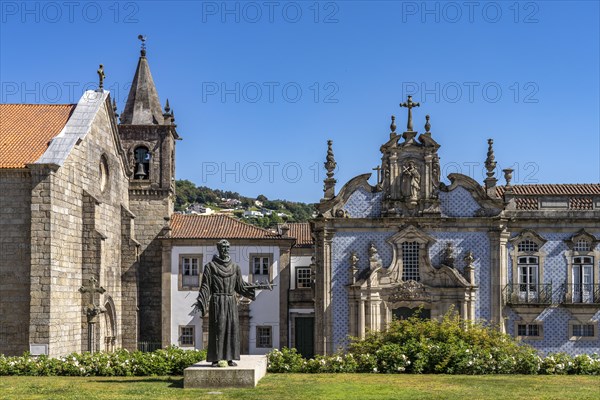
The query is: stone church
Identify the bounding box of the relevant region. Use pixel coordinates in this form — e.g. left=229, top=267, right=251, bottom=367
left=0, top=44, right=177, bottom=357
left=312, top=98, right=600, bottom=356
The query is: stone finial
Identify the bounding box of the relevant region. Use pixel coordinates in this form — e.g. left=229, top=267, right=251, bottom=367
left=325, top=140, right=336, bottom=177
left=485, top=139, right=496, bottom=177
left=163, top=99, right=172, bottom=124
left=390, top=115, right=397, bottom=134
left=323, top=140, right=337, bottom=199
left=138, top=34, right=147, bottom=57
left=484, top=138, right=498, bottom=191
left=97, top=64, right=105, bottom=91
left=443, top=242, right=455, bottom=267
left=463, top=250, right=475, bottom=266
left=503, top=168, right=514, bottom=188
left=112, top=98, right=119, bottom=119
left=400, top=95, right=420, bottom=132
left=424, top=115, right=431, bottom=133
left=350, top=251, right=359, bottom=268
left=349, top=251, right=359, bottom=285
left=463, top=250, right=476, bottom=284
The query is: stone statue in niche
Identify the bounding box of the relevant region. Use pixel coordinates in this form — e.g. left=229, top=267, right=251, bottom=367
left=401, top=161, right=421, bottom=201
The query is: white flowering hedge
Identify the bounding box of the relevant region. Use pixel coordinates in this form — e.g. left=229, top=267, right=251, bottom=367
left=268, top=314, right=600, bottom=375
left=0, top=347, right=206, bottom=376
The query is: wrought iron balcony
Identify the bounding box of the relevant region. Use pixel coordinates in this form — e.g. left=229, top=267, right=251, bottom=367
left=503, top=284, right=553, bottom=305
left=560, top=284, right=600, bottom=305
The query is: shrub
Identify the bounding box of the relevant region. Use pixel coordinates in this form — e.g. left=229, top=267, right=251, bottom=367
left=267, top=311, right=600, bottom=375
left=0, top=347, right=206, bottom=377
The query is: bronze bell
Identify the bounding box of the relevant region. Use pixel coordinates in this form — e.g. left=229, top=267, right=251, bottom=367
left=135, top=162, right=147, bottom=179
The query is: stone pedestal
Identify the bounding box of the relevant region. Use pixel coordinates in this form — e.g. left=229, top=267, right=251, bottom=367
left=183, top=355, right=268, bottom=389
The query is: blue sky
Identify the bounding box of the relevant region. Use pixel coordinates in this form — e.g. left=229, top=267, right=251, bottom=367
left=1, top=1, right=599, bottom=203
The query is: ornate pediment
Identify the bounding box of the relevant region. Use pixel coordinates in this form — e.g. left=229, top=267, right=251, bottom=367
left=564, top=229, right=598, bottom=250
left=386, top=280, right=432, bottom=303
left=508, top=229, right=547, bottom=247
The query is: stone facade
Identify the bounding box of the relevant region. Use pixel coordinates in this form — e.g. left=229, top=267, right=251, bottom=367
left=312, top=100, right=600, bottom=356
left=0, top=170, right=32, bottom=355
left=0, top=46, right=179, bottom=356
left=0, top=91, right=133, bottom=356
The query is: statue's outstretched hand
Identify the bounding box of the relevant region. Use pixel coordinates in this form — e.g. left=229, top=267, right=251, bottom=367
left=193, top=301, right=204, bottom=317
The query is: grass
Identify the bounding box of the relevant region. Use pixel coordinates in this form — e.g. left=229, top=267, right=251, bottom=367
left=1, top=374, right=599, bottom=400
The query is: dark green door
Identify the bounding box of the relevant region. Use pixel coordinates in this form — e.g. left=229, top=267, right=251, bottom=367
left=393, top=307, right=431, bottom=320
left=294, top=317, right=314, bottom=359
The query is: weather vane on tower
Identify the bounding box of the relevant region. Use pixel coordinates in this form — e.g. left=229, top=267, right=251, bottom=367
left=138, top=34, right=147, bottom=56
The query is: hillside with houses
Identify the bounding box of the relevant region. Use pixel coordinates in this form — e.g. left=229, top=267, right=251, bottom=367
left=175, top=180, right=316, bottom=228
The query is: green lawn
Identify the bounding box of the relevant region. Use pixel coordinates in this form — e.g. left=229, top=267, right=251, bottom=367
left=1, top=374, right=598, bottom=400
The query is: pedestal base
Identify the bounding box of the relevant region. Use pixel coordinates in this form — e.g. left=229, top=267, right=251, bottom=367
left=183, top=355, right=268, bottom=388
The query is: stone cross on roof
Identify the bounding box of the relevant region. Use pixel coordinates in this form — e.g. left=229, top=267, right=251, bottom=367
left=400, top=95, right=420, bottom=132
left=97, top=64, right=105, bottom=91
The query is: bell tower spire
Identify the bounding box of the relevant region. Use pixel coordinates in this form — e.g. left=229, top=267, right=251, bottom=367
left=120, top=35, right=165, bottom=125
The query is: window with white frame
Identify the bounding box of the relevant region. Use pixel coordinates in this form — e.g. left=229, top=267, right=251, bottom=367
left=296, top=267, right=311, bottom=289
left=254, top=256, right=269, bottom=275
left=509, top=231, right=547, bottom=302
left=250, top=254, right=271, bottom=283
left=572, top=256, right=594, bottom=303
left=402, top=241, right=420, bottom=282
left=569, top=322, right=597, bottom=340
left=256, top=326, right=272, bottom=348
left=179, top=325, right=195, bottom=347
left=565, top=232, right=598, bottom=305
left=179, top=254, right=202, bottom=290
left=516, top=323, right=542, bottom=339
left=518, top=256, right=539, bottom=294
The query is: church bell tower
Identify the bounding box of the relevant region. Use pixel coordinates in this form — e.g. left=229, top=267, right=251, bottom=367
left=117, top=36, right=180, bottom=347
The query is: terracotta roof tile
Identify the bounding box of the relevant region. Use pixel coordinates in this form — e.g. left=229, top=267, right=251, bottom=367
left=569, top=197, right=593, bottom=210
left=170, top=214, right=285, bottom=239
left=0, top=104, right=76, bottom=168
left=287, top=222, right=313, bottom=247
left=496, top=184, right=600, bottom=196
left=515, top=197, right=539, bottom=210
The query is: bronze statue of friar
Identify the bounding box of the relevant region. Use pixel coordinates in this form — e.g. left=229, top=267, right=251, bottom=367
left=193, top=239, right=274, bottom=367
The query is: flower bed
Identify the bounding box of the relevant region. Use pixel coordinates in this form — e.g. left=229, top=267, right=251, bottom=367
left=0, top=347, right=206, bottom=376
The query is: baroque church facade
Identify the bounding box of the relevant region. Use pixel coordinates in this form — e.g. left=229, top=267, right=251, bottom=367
left=0, top=44, right=177, bottom=356
left=1, top=44, right=598, bottom=359
left=312, top=99, right=600, bottom=356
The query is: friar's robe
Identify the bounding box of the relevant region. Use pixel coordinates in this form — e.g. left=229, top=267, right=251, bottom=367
left=195, top=255, right=255, bottom=362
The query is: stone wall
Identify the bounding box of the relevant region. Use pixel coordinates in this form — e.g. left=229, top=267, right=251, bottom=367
left=27, top=99, right=131, bottom=357
left=0, top=170, right=32, bottom=356
left=129, top=194, right=171, bottom=343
